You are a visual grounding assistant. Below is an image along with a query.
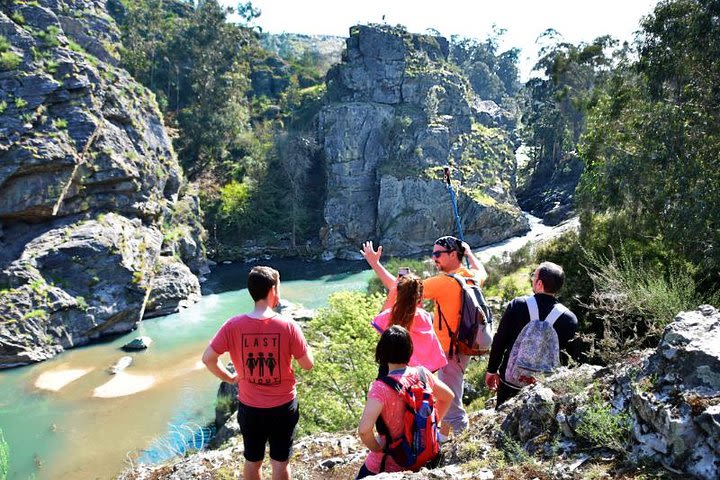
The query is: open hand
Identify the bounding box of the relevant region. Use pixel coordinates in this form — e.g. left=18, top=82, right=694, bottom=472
left=361, top=241, right=382, bottom=266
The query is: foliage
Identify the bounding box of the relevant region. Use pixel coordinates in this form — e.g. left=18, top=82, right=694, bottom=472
left=518, top=31, right=618, bottom=198
left=575, top=390, right=631, bottom=452
left=577, top=0, right=720, bottom=286
left=449, top=28, right=521, bottom=105
left=582, top=243, right=718, bottom=363
left=116, top=0, right=255, bottom=179
left=482, top=244, right=534, bottom=307
left=295, top=291, right=383, bottom=434
left=533, top=230, right=590, bottom=315
left=36, top=26, right=61, bottom=48
left=464, top=357, right=495, bottom=410
left=1, top=35, right=12, bottom=52
left=0, top=51, right=21, bottom=70
left=485, top=243, right=533, bottom=287
left=0, top=427, right=8, bottom=480
left=269, top=133, right=323, bottom=248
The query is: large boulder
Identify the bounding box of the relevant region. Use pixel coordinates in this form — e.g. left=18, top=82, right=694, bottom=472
left=624, top=306, right=720, bottom=479
left=0, top=214, right=162, bottom=366
left=0, top=1, right=206, bottom=368
left=318, top=25, right=528, bottom=258
left=144, top=257, right=201, bottom=319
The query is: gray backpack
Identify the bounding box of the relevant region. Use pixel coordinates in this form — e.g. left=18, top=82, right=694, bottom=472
left=505, top=295, right=568, bottom=388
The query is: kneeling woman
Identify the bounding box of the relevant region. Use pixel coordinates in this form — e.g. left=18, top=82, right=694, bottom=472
left=356, top=326, right=454, bottom=478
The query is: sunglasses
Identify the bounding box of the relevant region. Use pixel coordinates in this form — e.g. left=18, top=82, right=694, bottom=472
left=431, top=250, right=453, bottom=258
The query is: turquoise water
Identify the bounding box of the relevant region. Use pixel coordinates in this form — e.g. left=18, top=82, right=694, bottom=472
left=0, top=262, right=372, bottom=480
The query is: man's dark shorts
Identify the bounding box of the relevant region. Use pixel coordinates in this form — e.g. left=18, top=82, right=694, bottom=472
left=237, top=398, right=299, bottom=462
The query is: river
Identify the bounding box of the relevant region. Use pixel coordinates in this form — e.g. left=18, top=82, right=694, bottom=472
left=0, top=213, right=571, bottom=480
left=0, top=260, right=372, bottom=480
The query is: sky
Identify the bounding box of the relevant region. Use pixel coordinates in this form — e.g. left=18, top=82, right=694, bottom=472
left=223, top=0, right=659, bottom=80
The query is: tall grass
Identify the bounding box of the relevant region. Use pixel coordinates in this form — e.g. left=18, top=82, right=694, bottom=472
left=584, top=246, right=719, bottom=362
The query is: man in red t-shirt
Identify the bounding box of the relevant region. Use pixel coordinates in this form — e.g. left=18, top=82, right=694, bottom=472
left=202, top=266, right=314, bottom=480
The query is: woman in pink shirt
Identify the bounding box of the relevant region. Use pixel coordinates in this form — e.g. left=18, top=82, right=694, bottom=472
left=372, top=273, right=447, bottom=373
left=357, top=326, right=454, bottom=478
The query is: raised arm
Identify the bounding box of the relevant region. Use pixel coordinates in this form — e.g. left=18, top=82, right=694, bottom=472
left=461, top=241, right=488, bottom=286
left=360, top=241, right=396, bottom=291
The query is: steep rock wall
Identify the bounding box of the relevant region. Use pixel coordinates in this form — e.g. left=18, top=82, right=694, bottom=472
left=318, top=25, right=528, bottom=258
left=0, top=0, right=206, bottom=367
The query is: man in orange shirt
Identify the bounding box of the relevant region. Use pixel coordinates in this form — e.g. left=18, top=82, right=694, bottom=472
left=362, top=236, right=487, bottom=439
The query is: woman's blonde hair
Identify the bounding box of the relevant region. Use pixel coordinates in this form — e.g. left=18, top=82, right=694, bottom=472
left=389, top=274, right=423, bottom=329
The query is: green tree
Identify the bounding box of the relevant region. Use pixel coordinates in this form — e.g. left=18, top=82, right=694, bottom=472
left=272, top=133, right=321, bottom=249
left=578, top=0, right=720, bottom=283
left=296, top=291, right=383, bottom=434
left=450, top=29, right=521, bottom=104
left=520, top=32, right=617, bottom=191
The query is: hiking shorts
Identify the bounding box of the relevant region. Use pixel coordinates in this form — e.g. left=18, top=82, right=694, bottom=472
left=237, top=398, right=299, bottom=462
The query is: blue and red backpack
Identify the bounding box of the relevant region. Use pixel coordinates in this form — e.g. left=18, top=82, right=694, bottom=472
left=375, top=368, right=441, bottom=472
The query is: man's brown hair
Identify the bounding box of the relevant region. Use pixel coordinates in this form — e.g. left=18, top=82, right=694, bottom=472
left=247, top=266, right=279, bottom=301
left=537, top=261, right=564, bottom=294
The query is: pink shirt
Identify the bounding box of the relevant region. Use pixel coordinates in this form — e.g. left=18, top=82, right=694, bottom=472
left=371, top=309, right=447, bottom=372
left=364, top=366, right=436, bottom=473
left=210, top=314, right=309, bottom=408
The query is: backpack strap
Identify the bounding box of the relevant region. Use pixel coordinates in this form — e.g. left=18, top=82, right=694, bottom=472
left=436, top=304, right=456, bottom=358
left=379, top=374, right=403, bottom=393
left=526, top=295, right=540, bottom=322
left=417, top=367, right=427, bottom=387
left=526, top=296, right=568, bottom=326
left=544, top=303, right=569, bottom=327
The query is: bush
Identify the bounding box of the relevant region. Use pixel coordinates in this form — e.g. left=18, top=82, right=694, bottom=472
left=485, top=242, right=533, bottom=287
left=295, top=291, right=383, bottom=434
left=584, top=245, right=719, bottom=363
left=533, top=230, right=589, bottom=314
left=0, top=51, right=21, bottom=70
left=575, top=390, right=631, bottom=453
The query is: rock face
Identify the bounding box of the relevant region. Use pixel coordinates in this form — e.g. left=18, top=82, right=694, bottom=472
left=620, top=306, right=720, bottom=480
left=499, top=306, right=720, bottom=480
left=318, top=25, right=528, bottom=258
left=0, top=1, right=206, bottom=368
left=517, top=152, right=583, bottom=226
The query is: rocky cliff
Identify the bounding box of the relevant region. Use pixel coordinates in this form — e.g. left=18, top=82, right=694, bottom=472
left=517, top=151, right=583, bottom=226
left=0, top=0, right=206, bottom=368
left=318, top=25, right=528, bottom=258
left=120, top=305, right=720, bottom=480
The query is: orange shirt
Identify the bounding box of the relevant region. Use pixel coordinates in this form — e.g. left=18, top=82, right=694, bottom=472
left=423, top=267, right=477, bottom=353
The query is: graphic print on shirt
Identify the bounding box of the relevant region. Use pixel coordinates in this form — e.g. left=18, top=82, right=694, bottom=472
left=242, top=333, right=281, bottom=385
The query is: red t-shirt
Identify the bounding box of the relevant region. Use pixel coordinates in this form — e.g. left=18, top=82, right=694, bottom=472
left=210, top=314, right=309, bottom=408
